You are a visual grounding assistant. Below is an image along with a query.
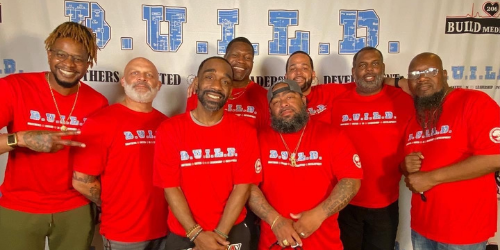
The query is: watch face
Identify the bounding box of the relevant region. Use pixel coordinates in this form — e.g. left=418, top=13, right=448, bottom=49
left=7, top=134, right=17, bottom=146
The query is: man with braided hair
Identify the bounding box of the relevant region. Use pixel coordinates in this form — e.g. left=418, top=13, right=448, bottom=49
left=0, top=21, right=108, bottom=250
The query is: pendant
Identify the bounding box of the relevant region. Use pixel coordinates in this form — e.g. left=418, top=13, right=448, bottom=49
left=60, top=125, right=67, bottom=131
left=290, top=153, right=296, bottom=167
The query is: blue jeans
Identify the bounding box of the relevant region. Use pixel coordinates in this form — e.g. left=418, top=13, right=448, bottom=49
left=411, top=230, right=487, bottom=250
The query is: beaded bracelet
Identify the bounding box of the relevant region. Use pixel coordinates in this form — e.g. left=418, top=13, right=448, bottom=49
left=190, top=228, right=203, bottom=242
left=214, top=229, right=229, bottom=239
left=186, top=224, right=201, bottom=238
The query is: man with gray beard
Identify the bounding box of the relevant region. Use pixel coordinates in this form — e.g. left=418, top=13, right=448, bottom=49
left=72, top=57, right=169, bottom=250
left=249, top=79, right=362, bottom=250
left=402, top=52, right=500, bottom=250
left=330, top=47, right=413, bottom=250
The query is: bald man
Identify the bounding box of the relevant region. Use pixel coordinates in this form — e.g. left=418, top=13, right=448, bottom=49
left=72, top=57, right=169, bottom=250
left=401, top=53, right=500, bottom=250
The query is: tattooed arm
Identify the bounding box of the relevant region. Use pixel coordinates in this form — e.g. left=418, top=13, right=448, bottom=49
left=72, top=171, right=101, bottom=206
left=248, top=184, right=302, bottom=247
left=1, top=130, right=85, bottom=154
left=291, top=178, right=360, bottom=238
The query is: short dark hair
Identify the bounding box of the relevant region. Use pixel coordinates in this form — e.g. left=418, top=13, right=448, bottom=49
left=352, top=47, right=383, bottom=67
left=197, top=56, right=232, bottom=77
left=225, top=37, right=254, bottom=56
left=285, top=51, right=314, bottom=71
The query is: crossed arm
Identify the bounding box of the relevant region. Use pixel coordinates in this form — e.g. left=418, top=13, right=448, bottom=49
left=403, top=153, right=500, bottom=193
left=72, top=171, right=102, bottom=206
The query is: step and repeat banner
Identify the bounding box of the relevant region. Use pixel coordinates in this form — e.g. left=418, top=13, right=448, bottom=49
left=1, top=0, right=499, bottom=249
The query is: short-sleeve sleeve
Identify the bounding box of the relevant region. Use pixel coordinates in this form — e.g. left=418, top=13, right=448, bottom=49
left=153, top=121, right=182, bottom=188
left=71, top=116, right=109, bottom=176
left=466, top=92, right=500, bottom=155
left=233, top=125, right=262, bottom=185
left=329, top=129, right=363, bottom=180
left=0, top=77, right=16, bottom=128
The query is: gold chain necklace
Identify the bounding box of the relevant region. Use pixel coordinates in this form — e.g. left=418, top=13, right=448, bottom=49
left=45, top=72, right=80, bottom=131
left=279, top=124, right=307, bottom=167
left=229, top=80, right=251, bottom=100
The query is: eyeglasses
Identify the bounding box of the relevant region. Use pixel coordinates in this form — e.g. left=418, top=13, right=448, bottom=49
left=49, top=49, right=88, bottom=65
left=408, top=67, right=439, bottom=80
left=269, top=241, right=304, bottom=250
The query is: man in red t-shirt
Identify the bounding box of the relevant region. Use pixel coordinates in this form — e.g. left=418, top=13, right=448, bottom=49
left=249, top=79, right=362, bottom=250
left=0, top=22, right=108, bottom=250
left=330, top=47, right=413, bottom=250
left=72, top=57, right=168, bottom=250
left=155, top=56, right=261, bottom=250
left=186, top=37, right=269, bottom=130
left=402, top=53, right=500, bottom=249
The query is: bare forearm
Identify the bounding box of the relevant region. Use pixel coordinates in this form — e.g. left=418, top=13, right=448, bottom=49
left=430, top=155, right=500, bottom=185
left=248, top=184, right=280, bottom=224
left=72, top=172, right=101, bottom=206
left=318, top=178, right=360, bottom=220
left=217, top=184, right=251, bottom=234
left=164, top=187, right=197, bottom=232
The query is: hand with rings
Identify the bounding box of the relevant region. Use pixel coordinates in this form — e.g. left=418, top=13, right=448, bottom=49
left=270, top=216, right=303, bottom=248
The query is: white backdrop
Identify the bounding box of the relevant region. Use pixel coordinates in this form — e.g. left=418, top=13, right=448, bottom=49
left=1, top=0, right=499, bottom=249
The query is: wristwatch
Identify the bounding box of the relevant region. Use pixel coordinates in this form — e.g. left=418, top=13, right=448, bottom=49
left=7, top=133, right=18, bottom=148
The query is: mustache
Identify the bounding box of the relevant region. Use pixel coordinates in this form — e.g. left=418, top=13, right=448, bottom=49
left=202, top=89, right=225, bottom=97
left=132, top=82, right=152, bottom=91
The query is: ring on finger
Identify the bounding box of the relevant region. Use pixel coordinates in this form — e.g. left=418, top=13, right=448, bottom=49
left=292, top=243, right=300, bottom=248
left=282, top=239, right=289, bottom=246
left=300, top=232, right=306, bottom=237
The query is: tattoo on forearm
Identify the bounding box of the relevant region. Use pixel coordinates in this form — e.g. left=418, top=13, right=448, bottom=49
left=72, top=172, right=97, bottom=183
left=23, top=131, right=53, bottom=152
left=248, top=186, right=272, bottom=221
left=322, top=179, right=358, bottom=217
left=89, top=185, right=101, bottom=205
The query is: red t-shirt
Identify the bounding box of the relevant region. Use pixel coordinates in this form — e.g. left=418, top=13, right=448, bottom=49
left=404, top=89, right=500, bottom=244
left=0, top=72, right=108, bottom=213
left=72, top=104, right=169, bottom=242
left=331, top=85, right=413, bottom=208
left=306, top=83, right=352, bottom=124
left=154, top=112, right=261, bottom=236
left=186, top=81, right=269, bottom=129
left=258, top=120, right=363, bottom=250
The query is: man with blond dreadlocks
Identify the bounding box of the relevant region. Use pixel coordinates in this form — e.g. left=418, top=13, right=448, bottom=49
left=0, top=21, right=108, bottom=250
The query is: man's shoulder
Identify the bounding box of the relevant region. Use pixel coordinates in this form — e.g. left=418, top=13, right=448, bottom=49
left=0, top=72, right=43, bottom=86
left=79, top=81, right=108, bottom=102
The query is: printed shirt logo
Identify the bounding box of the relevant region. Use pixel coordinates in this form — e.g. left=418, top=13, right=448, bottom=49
left=406, top=125, right=453, bottom=146
left=308, top=104, right=327, bottom=116
left=180, top=148, right=237, bottom=167
left=490, top=127, right=500, bottom=143
left=226, top=104, right=257, bottom=119
left=255, top=159, right=262, bottom=173
left=353, top=154, right=362, bottom=168
left=28, top=110, right=85, bottom=131
left=341, top=111, right=396, bottom=126
left=123, top=130, right=156, bottom=146
left=268, top=150, right=322, bottom=167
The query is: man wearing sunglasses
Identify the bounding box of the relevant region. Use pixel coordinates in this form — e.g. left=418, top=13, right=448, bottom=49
left=401, top=52, right=500, bottom=250
left=0, top=22, right=108, bottom=250
left=249, top=79, right=362, bottom=250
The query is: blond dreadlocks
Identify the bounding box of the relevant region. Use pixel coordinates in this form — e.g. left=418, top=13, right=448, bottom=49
left=44, top=22, right=98, bottom=67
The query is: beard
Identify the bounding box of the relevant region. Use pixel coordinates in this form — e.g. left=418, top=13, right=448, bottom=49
left=414, top=88, right=446, bottom=129
left=198, top=89, right=228, bottom=111
left=53, top=72, right=80, bottom=88
left=123, top=80, right=159, bottom=103
left=271, top=105, right=309, bottom=133
left=355, top=73, right=384, bottom=94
